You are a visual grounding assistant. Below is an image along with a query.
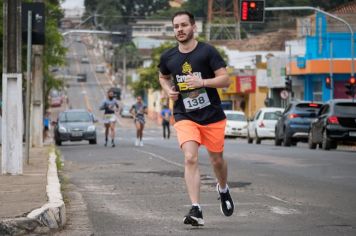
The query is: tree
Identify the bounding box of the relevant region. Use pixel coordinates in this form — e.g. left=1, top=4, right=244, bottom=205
left=43, top=0, right=67, bottom=108
left=132, top=41, right=176, bottom=96
left=180, top=0, right=207, bottom=18
left=114, top=41, right=141, bottom=69
left=84, top=0, right=170, bottom=29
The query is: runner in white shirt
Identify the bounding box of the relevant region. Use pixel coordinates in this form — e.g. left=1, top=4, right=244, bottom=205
left=100, top=90, right=119, bottom=147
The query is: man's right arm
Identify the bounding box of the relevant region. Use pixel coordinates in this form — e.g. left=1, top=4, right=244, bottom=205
left=159, top=72, right=179, bottom=101
left=99, top=101, right=106, bottom=110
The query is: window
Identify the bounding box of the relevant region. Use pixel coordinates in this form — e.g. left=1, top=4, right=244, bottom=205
left=263, top=112, right=280, bottom=120
left=312, top=80, right=322, bottom=101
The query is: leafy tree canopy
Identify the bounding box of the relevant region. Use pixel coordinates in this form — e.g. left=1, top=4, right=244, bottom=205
left=84, top=0, right=170, bottom=29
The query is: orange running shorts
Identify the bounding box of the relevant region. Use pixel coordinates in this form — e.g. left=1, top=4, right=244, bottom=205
left=173, top=119, right=227, bottom=153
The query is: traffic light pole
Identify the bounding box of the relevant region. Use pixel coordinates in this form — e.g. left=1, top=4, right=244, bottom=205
left=265, top=6, right=354, bottom=77
left=329, top=40, right=333, bottom=100
left=25, top=11, right=32, bottom=164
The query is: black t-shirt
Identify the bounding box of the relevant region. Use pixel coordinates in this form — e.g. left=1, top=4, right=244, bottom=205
left=159, top=42, right=226, bottom=125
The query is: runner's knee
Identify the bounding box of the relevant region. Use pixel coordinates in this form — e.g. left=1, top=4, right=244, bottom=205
left=184, top=152, right=198, bottom=166
left=210, top=155, right=224, bottom=167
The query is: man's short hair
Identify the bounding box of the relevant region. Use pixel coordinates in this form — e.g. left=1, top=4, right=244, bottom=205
left=172, top=11, right=195, bottom=25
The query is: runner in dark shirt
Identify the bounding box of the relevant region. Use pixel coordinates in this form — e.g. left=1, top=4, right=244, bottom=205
left=159, top=10, right=235, bottom=226
left=99, top=90, right=119, bottom=147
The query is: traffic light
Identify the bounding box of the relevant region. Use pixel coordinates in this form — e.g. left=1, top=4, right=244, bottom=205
left=325, top=77, right=331, bottom=89
left=285, top=77, right=292, bottom=92
left=240, top=0, right=265, bottom=23
left=22, top=2, right=45, bottom=45
left=345, top=77, right=356, bottom=98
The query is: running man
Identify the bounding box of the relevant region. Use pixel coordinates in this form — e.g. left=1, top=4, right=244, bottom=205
left=161, top=105, right=172, bottom=139
left=158, top=11, right=234, bottom=226
left=130, top=96, right=147, bottom=146
left=100, top=90, right=119, bottom=147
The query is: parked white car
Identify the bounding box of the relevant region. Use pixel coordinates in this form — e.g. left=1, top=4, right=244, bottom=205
left=224, top=110, right=248, bottom=138
left=247, top=107, right=284, bottom=144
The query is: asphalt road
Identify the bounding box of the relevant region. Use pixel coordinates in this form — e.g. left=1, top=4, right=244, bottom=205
left=55, top=38, right=356, bottom=236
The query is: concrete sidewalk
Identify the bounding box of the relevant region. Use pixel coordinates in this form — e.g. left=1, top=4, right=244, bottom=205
left=0, top=145, right=65, bottom=235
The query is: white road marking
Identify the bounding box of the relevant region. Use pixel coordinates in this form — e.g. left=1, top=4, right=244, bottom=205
left=270, top=206, right=300, bottom=215
left=135, top=150, right=184, bottom=168
left=266, top=195, right=291, bottom=204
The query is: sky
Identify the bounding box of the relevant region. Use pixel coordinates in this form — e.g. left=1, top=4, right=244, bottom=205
left=61, top=0, right=84, bottom=9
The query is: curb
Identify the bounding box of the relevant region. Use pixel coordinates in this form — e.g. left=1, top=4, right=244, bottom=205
left=0, top=150, right=66, bottom=235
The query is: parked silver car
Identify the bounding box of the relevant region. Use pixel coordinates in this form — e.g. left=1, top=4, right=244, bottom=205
left=54, top=109, right=97, bottom=145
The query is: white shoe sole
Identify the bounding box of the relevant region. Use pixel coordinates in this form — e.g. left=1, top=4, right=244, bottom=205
left=183, top=216, right=204, bottom=226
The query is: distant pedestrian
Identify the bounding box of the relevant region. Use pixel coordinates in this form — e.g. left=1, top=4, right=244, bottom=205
left=161, top=105, right=172, bottom=139
left=43, top=111, right=51, bottom=140
left=130, top=96, right=147, bottom=146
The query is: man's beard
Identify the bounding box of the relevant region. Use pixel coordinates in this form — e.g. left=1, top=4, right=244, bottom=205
left=175, top=30, right=194, bottom=43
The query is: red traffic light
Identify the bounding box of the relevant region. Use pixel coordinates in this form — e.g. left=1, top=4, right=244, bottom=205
left=325, top=77, right=331, bottom=89
left=350, top=77, right=356, bottom=84
left=240, top=0, right=265, bottom=23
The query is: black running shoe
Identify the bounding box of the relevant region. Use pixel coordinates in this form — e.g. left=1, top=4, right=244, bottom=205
left=183, top=206, right=204, bottom=226
left=112, top=142, right=115, bottom=147
left=217, top=184, right=234, bottom=217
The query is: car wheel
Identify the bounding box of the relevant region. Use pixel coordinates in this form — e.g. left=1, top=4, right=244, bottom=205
left=247, top=132, right=253, bottom=144
left=89, top=139, right=97, bottom=145
left=55, top=139, right=62, bottom=146
left=283, top=129, right=291, bottom=147
left=308, top=131, right=317, bottom=149
left=255, top=130, right=261, bottom=144
left=322, top=129, right=332, bottom=150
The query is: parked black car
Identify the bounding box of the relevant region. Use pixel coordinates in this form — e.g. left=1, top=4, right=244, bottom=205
left=275, top=101, right=323, bottom=146
left=54, top=109, right=97, bottom=146
left=308, top=99, right=356, bottom=150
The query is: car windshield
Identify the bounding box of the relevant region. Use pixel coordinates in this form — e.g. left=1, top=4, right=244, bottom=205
left=59, top=112, right=92, bottom=122
left=295, top=103, right=322, bottom=113
left=226, top=113, right=246, bottom=121
left=334, top=103, right=356, bottom=115
left=263, top=112, right=281, bottom=120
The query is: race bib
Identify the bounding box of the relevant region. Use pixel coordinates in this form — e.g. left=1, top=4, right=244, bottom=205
left=181, top=88, right=211, bottom=112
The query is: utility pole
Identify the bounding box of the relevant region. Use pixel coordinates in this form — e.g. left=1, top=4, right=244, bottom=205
left=25, top=11, right=32, bottom=164
left=2, top=0, right=23, bottom=174
left=123, top=48, right=127, bottom=99
left=30, top=0, right=45, bottom=148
